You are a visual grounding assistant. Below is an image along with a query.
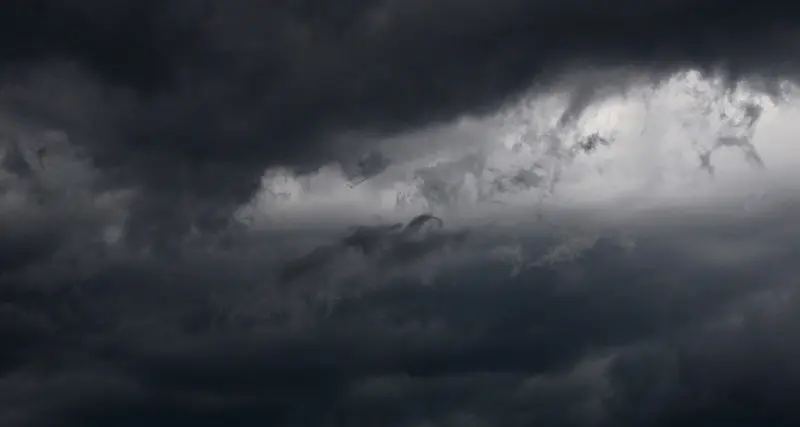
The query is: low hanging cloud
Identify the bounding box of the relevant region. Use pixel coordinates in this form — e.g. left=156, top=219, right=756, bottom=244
left=3, top=0, right=800, bottom=234
left=2, top=203, right=800, bottom=426
left=4, top=2, right=800, bottom=427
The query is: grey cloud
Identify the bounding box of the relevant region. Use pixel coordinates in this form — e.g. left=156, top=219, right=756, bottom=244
left=1, top=207, right=798, bottom=426
left=3, top=0, right=800, bottom=237
left=0, top=217, right=62, bottom=275
left=3, top=2, right=800, bottom=425
left=279, top=214, right=466, bottom=283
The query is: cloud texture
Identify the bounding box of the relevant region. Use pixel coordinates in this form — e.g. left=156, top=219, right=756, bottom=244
left=3, top=0, right=800, bottom=224
left=3, top=1, right=800, bottom=426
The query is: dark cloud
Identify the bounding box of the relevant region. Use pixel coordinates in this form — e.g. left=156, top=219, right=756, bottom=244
left=0, top=210, right=798, bottom=426
left=280, top=214, right=465, bottom=283
left=3, top=0, right=800, bottom=236
left=3, top=2, right=800, bottom=426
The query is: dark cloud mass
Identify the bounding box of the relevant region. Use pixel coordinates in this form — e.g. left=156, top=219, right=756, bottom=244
left=3, top=0, right=800, bottom=213
left=3, top=1, right=800, bottom=426
left=2, top=214, right=800, bottom=427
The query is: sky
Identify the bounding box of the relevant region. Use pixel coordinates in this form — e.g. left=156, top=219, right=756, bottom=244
left=3, top=1, right=800, bottom=426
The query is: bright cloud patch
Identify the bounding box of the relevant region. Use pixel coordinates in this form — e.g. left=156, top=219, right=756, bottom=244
left=239, top=71, right=799, bottom=229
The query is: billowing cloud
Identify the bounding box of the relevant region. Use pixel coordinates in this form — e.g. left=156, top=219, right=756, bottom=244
left=3, top=0, right=800, bottom=234
left=2, top=205, right=800, bottom=426
left=4, top=3, right=800, bottom=426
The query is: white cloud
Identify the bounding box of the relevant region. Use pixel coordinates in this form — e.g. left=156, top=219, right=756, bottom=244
left=240, top=70, right=800, bottom=230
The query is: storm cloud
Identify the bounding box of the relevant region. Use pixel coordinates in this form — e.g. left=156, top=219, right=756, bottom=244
left=3, top=2, right=800, bottom=426
left=3, top=0, right=800, bottom=223
left=2, top=206, right=800, bottom=426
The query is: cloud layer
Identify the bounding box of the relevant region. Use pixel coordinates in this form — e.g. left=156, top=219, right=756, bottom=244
left=2, top=203, right=800, bottom=426
left=4, top=2, right=800, bottom=426
left=4, top=0, right=800, bottom=233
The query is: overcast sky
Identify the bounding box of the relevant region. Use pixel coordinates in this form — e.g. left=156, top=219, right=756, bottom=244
left=3, top=1, right=800, bottom=426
